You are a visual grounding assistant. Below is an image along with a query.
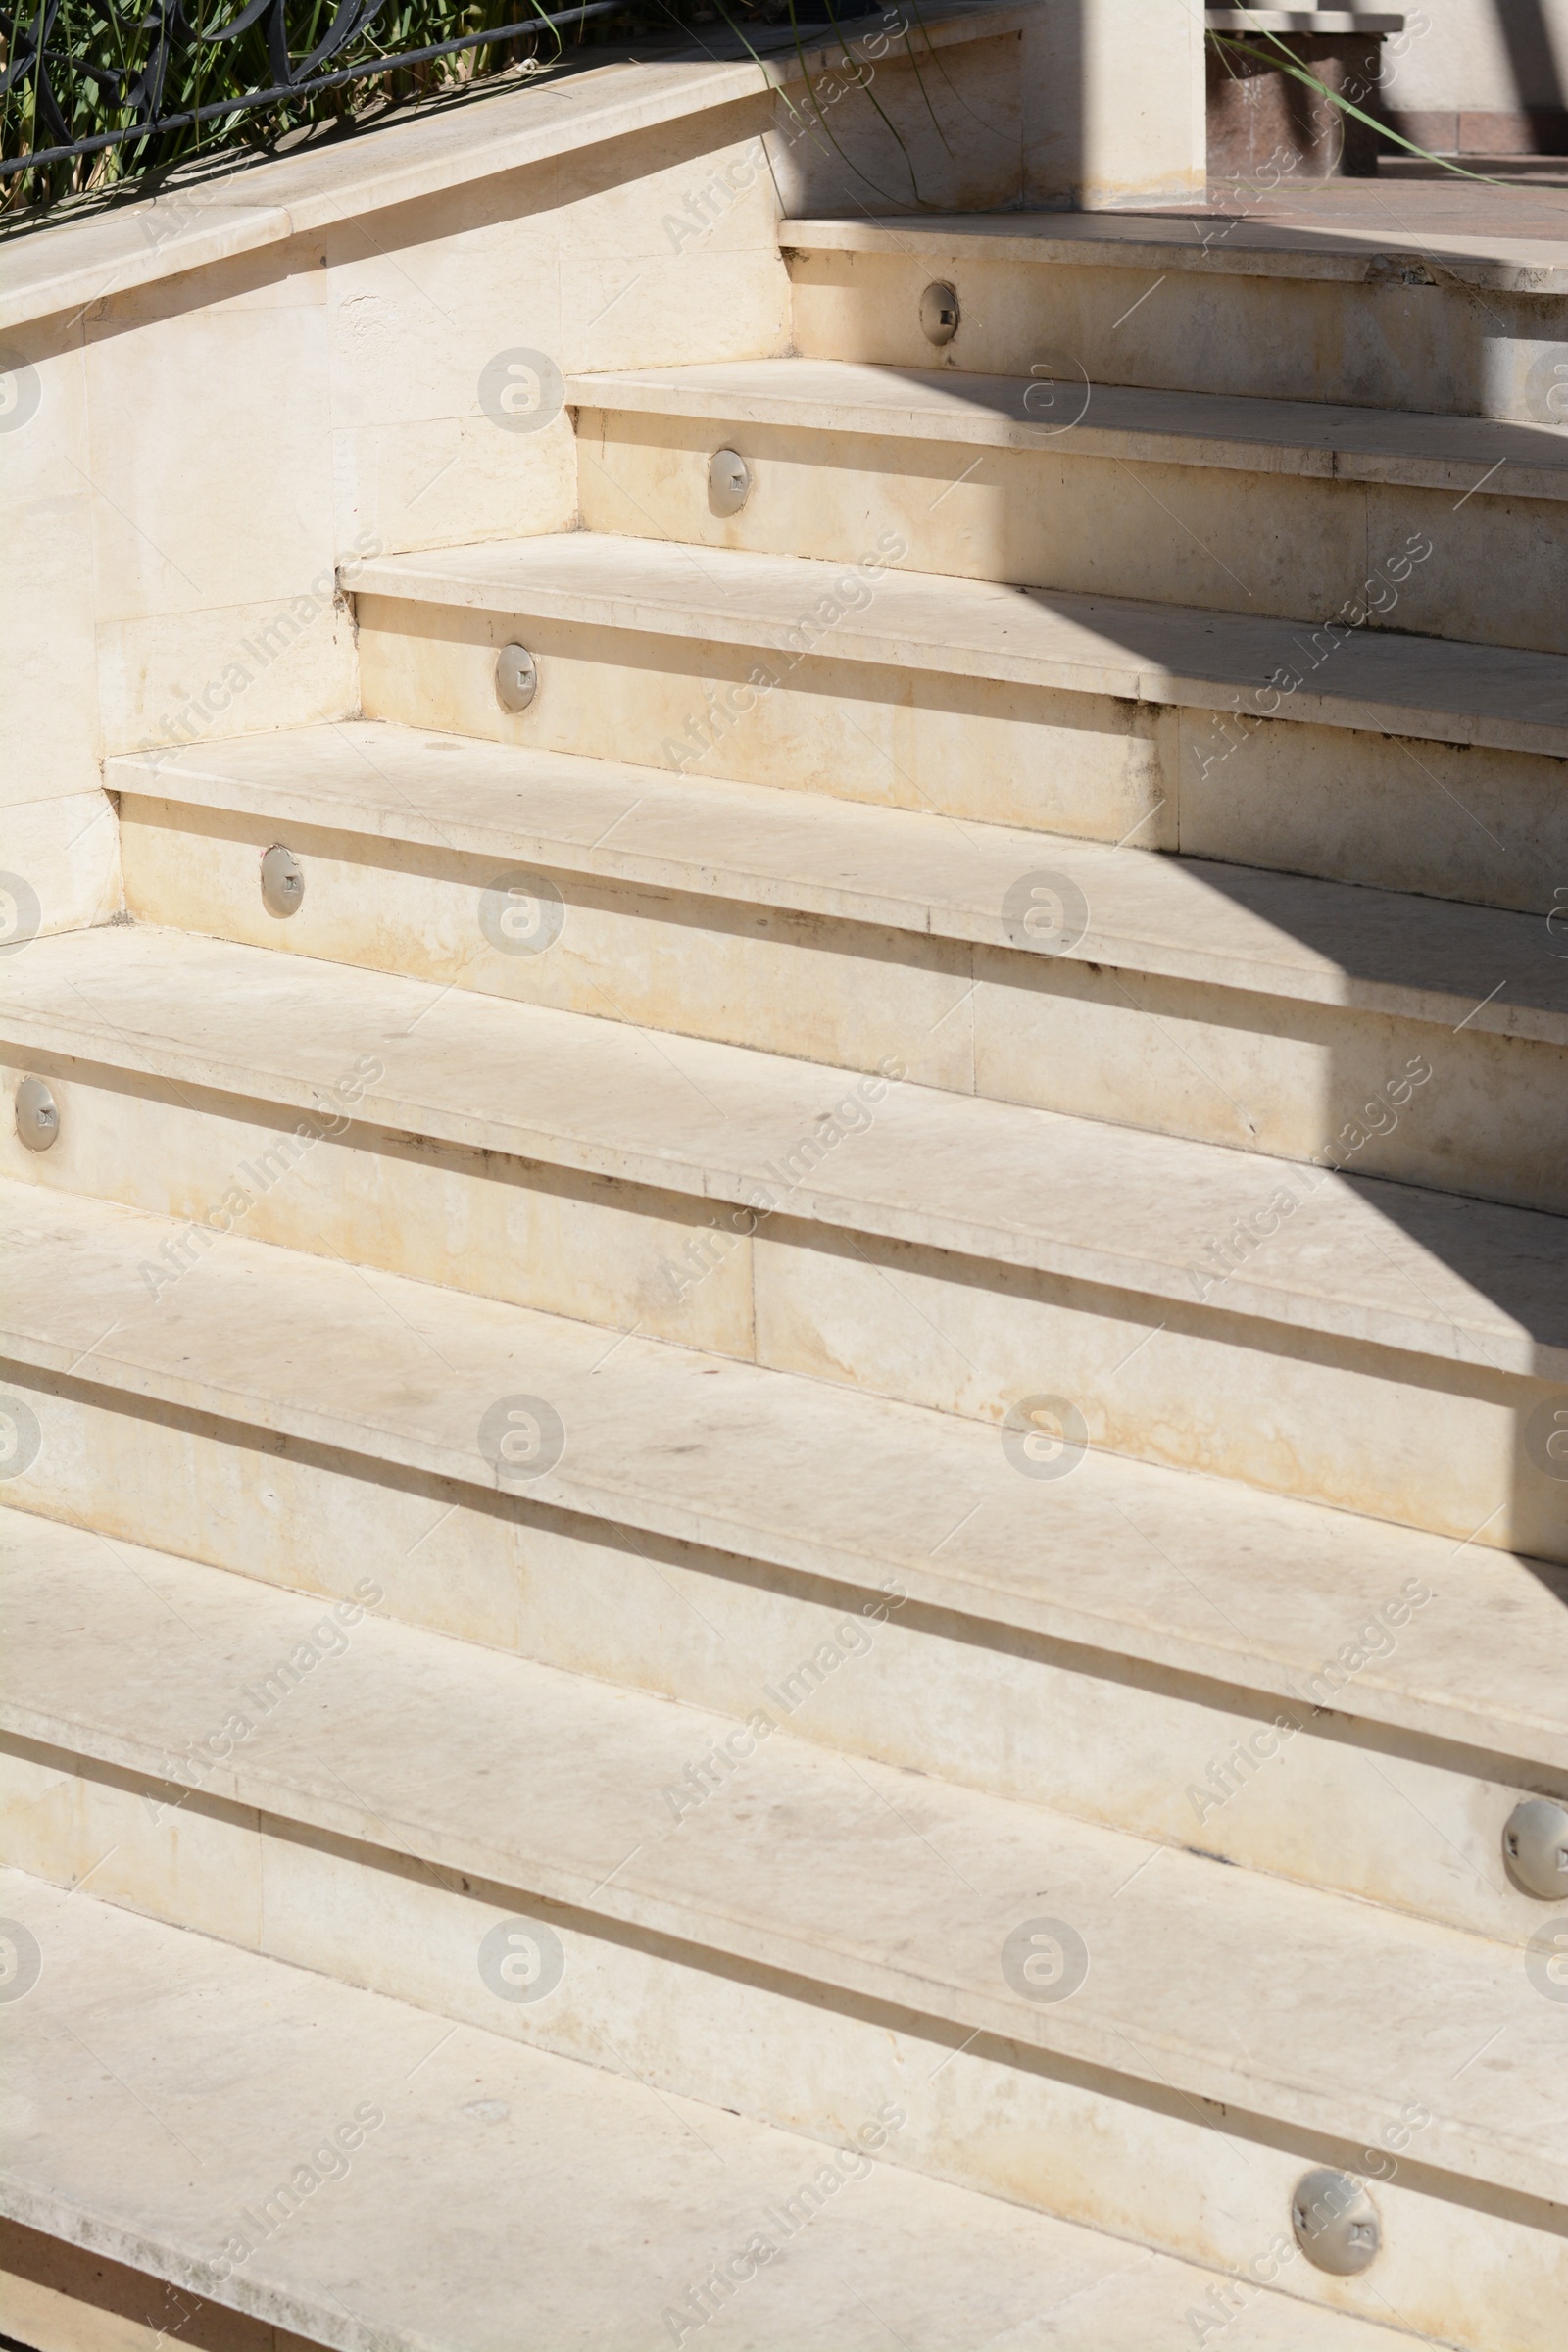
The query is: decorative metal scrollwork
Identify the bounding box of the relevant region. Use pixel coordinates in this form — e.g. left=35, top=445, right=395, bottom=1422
left=0, top=0, right=629, bottom=200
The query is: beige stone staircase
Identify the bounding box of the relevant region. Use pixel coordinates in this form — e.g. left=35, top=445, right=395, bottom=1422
left=3, top=202, right=1568, bottom=2352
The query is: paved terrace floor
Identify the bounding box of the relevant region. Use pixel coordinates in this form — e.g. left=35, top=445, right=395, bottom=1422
left=1171, top=172, right=1568, bottom=238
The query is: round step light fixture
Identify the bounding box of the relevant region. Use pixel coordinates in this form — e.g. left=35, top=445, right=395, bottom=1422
left=15, top=1075, right=59, bottom=1152
left=1503, top=1797, right=1568, bottom=1900
left=496, top=643, right=539, bottom=713
left=260, top=844, right=305, bottom=918
left=1291, top=2169, right=1381, bottom=2276
left=920, top=280, right=960, bottom=346
left=709, top=448, right=752, bottom=515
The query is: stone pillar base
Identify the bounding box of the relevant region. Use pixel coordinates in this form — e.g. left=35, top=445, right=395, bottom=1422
left=1207, top=32, right=1390, bottom=179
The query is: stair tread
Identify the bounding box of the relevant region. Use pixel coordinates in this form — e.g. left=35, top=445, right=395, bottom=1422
left=3, top=1182, right=1564, bottom=1767
left=8, top=925, right=1568, bottom=1374
left=0, top=1864, right=1429, bottom=2352
left=4, top=1511, right=1563, bottom=2208
left=779, top=209, right=1568, bottom=290
left=351, top=532, right=1568, bottom=758
left=567, top=357, right=1568, bottom=499
left=110, top=722, right=1568, bottom=1039
left=6, top=1505, right=1560, bottom=2220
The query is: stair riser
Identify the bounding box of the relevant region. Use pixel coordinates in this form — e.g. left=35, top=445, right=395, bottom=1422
left=355, top=598, right=1568, bottom=915
left=577, top=408, right=1561, bottom=656
left=3, top=1744, right=1558, bottom=2352
left=786, top=247, right=1567, bottom=421
left=0, top=2220, right=259, bottom=2352
left=355, top=596, right=1179, bottom=844
left=116, top=799, right=1568, bottom=1216
left=1188, top=710, right=1565, bottom=918
left=118, top=796, right=981, bottom=1097
left=754, top=1227, right=1556, bottom=1557
left=4, top=1389, right=1562, bottom=1944
left=0, top=1058, right=759, bottom=1358
left=4, top=1071, right=1557, bottom=1557
left=982, top=962, right=1565, bottom=1217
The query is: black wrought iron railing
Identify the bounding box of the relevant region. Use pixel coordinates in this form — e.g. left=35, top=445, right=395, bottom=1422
left=0, top=0, right=745, bottom=212
left=0, top=0, right=955, bottom=222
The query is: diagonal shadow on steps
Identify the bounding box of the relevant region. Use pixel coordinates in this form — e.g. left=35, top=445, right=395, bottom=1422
left=861, top=359, right=1568, bottom=1571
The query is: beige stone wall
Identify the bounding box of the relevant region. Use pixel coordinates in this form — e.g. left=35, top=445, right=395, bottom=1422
left=0, top=20, right=1028, bottom=949
left=1384, top=0, right=1568, bottom=113
left=1383, top=0, right=1568, bottom=149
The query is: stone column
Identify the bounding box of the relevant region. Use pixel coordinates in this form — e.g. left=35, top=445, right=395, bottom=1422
left=1022, top=0, right=1208, bottom=209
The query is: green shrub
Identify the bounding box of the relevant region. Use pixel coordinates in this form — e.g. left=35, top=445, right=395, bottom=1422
left=0, top=0, right=760, bottom=215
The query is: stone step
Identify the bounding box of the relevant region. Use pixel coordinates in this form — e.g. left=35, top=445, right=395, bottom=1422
left=5, top=1200, right=1563, bottom=1936
left=108, top=724, right=1568, bottom=1213
left=568, top=358, right=1568, bottom=656
left=0, top=1867, right=1445, bottom=2352
left=779, top=211, right=1568, bottom=419
left=1, top=1538, right=1562, bottom=2352
left=5, top=938, right=1567, bottom=1553
left=350, top=532, right=1568, bottom=915
left=6, top=1250, right=1560, bottom=1947
left=4, top=1231, right=1564, bottom=1934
